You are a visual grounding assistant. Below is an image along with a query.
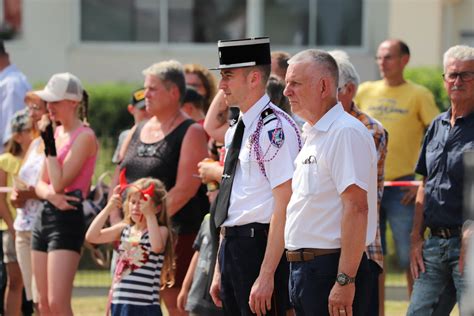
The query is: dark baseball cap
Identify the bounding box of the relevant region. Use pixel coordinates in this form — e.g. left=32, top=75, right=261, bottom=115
left=183, top=86, right=205, bottom=110
left=130, top=88, right=146, bottom=109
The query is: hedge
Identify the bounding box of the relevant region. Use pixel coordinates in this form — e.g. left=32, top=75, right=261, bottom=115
left=405, top=67, right=450, bottom=112
left=34, top=66, right=449, bottom=139
left=85, top=82, right=140, bottom=139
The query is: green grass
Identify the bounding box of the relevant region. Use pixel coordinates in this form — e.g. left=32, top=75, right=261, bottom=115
left=72, top=296, right=108, bottom=316
left=70, top=296, right=422, bottom=316
left=74, top=268, right=409, bottom=287
left=74, top=269, right=112, bottom=287
left=385, top=301, right=459, bottom=316
left=71, top=297, right=460, bottom=316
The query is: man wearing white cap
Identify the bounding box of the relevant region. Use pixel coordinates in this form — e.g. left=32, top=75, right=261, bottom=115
left=209, top=37, right=301, bottom=316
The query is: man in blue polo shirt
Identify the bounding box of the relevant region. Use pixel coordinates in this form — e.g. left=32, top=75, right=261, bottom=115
left=408, top=44, right=474, bottom=315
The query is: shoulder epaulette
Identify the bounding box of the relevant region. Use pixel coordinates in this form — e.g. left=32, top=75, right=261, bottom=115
left=261, top=108, right=277, bottom=126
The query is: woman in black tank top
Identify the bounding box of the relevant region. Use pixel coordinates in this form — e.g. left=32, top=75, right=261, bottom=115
left=111, top=61, right=209, bottom=316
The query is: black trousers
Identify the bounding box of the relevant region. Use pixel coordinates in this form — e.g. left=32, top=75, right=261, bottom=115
left=366, top=259, right=382, bottom=316
left=289, top=252, right=370, bottom=316
left=218, top=224, right=290, bottom=316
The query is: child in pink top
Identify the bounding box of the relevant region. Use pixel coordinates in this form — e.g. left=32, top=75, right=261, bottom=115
left=31, top=73, right=98, bottom=316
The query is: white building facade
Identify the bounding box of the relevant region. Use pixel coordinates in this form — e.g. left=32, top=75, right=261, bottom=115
left=2, top=0, right=474, bottom=84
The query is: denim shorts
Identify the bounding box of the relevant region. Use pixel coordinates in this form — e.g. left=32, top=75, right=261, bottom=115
left=380, top=175, right=415, bottom=268
left=32, top=190, right=86, bottom=254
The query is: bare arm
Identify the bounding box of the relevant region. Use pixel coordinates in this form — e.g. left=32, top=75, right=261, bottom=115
left=10, top=186, right=39, bottom=208
left=249, top=179, right=292, bottom=316
left=10, top=142, right=40, bottom=208
left=338, top=184, right=368, bottom=276
left=140, top=194, right=169, bottom=253
left=109, top=165, right=123, bottom=225
left=47, top=131, right=97, bottom=193
left=167, top=123, right=208, bottom=216
left=34, top=153, right=81, bottom=211
left=328, top=184, right=368, bottom=316
left=210, top=233, right=224, bottom=307
left=410, top=181, right=426, bottom=279
left=203, top=90, right=229, bottom=143
left=86, top=186, right=126, bottom=244
left=0, top=170, right=14, bottom=233
left=177, top=250, right=199, bottom=311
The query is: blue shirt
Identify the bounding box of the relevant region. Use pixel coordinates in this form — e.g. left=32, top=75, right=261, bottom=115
left=415, top=109, right=474, bottom=228
left=0, top=64, right=31, bottom=150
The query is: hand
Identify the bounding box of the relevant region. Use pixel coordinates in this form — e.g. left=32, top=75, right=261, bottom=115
left=10, top=188, right=23, bottom=208
left=48, top=193, right=80, bottom=211
left=37, top=114, right=51, bottom=132
left=249, top=272, right=274, bottom=316
left=410, top=235, right=425, bottom=279
left=400, top=186, right=417, bottom=205
left=177, top=288, right=188, bottom=312
left=328, top=283, right=355, bottom=316
left=10, top=186, right=35, bottom=208
left=106, top=186, right=122, bottom=211
left=198, top=160, right=222, bottom=184
left=38, top=114, right=57, bottom=156
left=210, top=270, right=223, bottom=308
left=139, top=195, right=158, bottom=218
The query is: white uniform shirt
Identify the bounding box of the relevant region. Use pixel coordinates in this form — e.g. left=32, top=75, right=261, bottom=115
left=223, top=94, right=300, bottom=227
left=285, top=103, right=377, bottom=250
left=0, top=64, right=31, bottom=150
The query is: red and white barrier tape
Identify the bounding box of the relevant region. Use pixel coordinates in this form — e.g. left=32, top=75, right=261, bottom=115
left=384, top=181, right=422, bottom=187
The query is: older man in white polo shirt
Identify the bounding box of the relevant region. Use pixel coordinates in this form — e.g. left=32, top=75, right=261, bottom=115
left=283, top=49, right=377, bottom=316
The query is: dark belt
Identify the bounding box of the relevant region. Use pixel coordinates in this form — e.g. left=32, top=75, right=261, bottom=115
left=429, top=227, right=462, bottom=239
left=223, top=223, right=269, bottom=238
left=286, top=248, right=341, bottom=262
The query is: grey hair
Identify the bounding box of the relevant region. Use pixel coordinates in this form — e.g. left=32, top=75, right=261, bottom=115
left=443, top=45, right=474, bottom=71
left=328, top=50, right=360, bottom=91
left=143, top=60, right=186, bottom=103
left=288, top=49, right=339, bottom=88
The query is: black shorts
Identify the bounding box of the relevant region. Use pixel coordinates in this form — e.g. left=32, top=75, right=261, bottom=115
left=32, top=190, right=86, bottom=254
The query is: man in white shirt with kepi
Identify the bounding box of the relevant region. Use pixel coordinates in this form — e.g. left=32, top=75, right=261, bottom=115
left=209, top=37, right=301, bottom=316
left=284, top=49, right=377, bottom=316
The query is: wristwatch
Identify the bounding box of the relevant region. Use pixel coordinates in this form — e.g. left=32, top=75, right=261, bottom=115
left=336, top=272, right=355, bottom=286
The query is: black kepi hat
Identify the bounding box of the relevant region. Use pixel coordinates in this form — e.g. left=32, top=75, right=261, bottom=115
left=212, top=37, right=271, bottom=70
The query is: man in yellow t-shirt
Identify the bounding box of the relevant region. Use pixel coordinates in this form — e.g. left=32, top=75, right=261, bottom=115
left=355, top=39, right=439, bottom=296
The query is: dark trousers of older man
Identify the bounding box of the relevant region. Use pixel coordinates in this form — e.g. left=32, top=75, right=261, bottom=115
left=289, top=252, right=369, bottom=316
left=218, top=223, right=290, bottom=316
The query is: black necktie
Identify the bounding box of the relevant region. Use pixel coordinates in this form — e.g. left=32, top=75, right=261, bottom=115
left=214, top=119, right=245, bottom=227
